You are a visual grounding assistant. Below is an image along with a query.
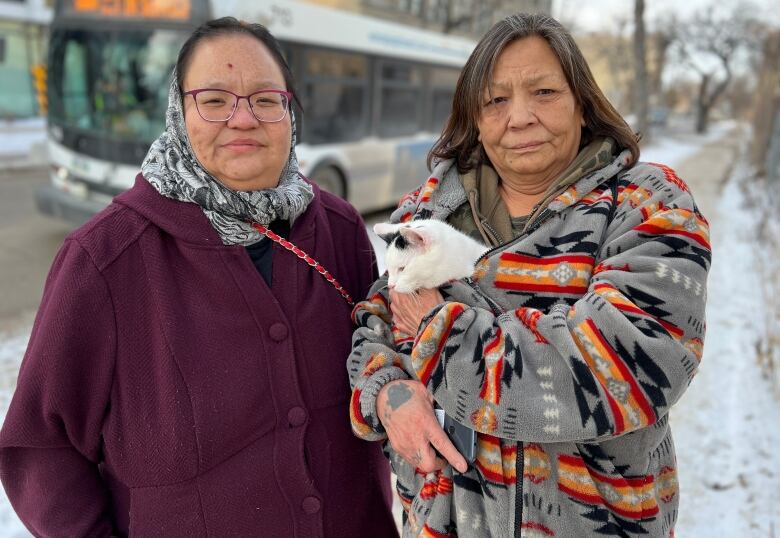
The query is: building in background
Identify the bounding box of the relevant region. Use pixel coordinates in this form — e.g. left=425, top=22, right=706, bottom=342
left=305, top=0, right=551, bottom=39
left=0, top=0, right=52, bottom=118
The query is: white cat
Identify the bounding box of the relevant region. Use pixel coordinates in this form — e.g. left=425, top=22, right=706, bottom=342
left=373, top=219, right=489, bottom=293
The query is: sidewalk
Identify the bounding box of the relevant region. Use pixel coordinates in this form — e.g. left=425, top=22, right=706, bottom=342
left=669, top=123, right=780, bottom=536
left=671, top=123, right=742, bottom=224
left=0, top=117, right=47, bottom=171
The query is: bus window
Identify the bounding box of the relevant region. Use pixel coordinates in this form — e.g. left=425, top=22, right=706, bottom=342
left=61, top=37, right=92, bottom=129
left=49, top=29, right=184, bottom=149
left=377, top=60, right=423, bottom=138
left=428, top=66, right=459, bottom=132
left=301, top=49, right=368, bottom=145
left=430, top=88, right=454, bottom=131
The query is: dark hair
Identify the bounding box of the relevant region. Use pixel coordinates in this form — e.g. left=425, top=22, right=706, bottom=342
left=428, top=13, right=639, bottom=172
left=175, top=17, right=302, bottom=112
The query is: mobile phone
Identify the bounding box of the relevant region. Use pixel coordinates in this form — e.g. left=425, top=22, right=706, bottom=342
left=434, top=405, right=477, bottom=464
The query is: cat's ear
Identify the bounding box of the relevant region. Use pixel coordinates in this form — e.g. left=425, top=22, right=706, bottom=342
left=373, top=222, right=399, bottom=244
left=399, top=226, right=428, bottom=247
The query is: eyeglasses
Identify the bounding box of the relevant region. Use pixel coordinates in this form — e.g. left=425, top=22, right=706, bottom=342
left=183, top=88, right=292, bottom=123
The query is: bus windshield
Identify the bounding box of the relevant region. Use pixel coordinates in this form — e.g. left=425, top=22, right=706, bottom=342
left=48, top=28, right=186, bottom=145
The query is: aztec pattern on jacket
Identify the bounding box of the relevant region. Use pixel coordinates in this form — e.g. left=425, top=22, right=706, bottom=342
left=347, top=148, right=710, bottom=538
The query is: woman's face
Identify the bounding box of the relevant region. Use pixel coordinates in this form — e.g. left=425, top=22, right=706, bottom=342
left=182, top=34, right=291, bottom=191
left=477, top=36, right=584, bottom=186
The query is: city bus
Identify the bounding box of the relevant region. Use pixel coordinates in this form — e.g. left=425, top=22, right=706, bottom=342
left=38, top=0, right=475, bottom=223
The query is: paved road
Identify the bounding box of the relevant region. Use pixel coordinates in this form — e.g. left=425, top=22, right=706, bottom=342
left=0, top=167, right=72, bottom=332
left=674, top=127, right=741, bottom=226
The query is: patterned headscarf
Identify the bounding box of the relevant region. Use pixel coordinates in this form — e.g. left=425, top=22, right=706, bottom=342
left=141, top=70, right=314, bottom=246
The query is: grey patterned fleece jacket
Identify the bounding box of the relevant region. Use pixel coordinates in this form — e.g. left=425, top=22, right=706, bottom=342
left=348, top=147, right=709, bottom=538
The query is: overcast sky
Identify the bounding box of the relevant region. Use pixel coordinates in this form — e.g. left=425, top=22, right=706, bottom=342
left=552, top=0, right=780, bottom=33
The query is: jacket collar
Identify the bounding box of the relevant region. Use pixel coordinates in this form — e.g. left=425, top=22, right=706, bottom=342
left=394, top=139, right=632, bottom=225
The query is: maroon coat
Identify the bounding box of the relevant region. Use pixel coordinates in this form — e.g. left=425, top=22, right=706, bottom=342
left=0, top=176, right=397, bottom=537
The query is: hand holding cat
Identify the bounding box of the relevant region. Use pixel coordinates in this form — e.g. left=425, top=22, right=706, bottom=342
left=389, top=288, right=444, bottom=336
left=377, top=380, right=468, bottom=474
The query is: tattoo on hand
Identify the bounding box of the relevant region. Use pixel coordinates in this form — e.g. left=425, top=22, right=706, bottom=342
left=387, top=383, right=413, bottom=411
left=412, top=449, right=423, bottom=465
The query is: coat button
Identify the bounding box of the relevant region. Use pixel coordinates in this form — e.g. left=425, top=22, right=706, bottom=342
left=287, top=406, right=307, bottom=427
left=302, top=496, right=321, bottom=514
left=268, top=323, right=288, bottom=341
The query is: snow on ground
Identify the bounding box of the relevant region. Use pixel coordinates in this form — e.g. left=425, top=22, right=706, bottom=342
left=640, top=120, right=737, bottom=168
left=672, top=157, right=780, bottom=537
left=0, top=118, right=46, bottom=158
left=368, top=223, right=389, bottom=275
left=1, top=123, right=779, bottom=536
left=0, top=329, right=34, bottom=537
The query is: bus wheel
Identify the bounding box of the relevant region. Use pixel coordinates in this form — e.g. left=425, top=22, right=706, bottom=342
left=310, top=166, right=346, bottom=199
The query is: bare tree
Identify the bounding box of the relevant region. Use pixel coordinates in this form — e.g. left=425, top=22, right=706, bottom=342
left=671, top=4, right=763, bottom=133
left=440, top=0, right=502, bottom=34
left=649, top=21, right=675, bottom=101
left=437, top=0, right=552, bottom=35
left=554, top=0, right=581, bottom=33
left=441, top=0, right=473, bottom=34
left=590, top=17, right=634, bottom=115
left=633, top=0, right=649, bottom=139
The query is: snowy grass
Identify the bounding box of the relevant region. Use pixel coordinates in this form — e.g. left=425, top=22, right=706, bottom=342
left=753, top=178, right=780, bottom=396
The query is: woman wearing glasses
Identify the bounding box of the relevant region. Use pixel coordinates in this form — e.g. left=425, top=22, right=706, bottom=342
left=0, top=17, right=397, bottom=537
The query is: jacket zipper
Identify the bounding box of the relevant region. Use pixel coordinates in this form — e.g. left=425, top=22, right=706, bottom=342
left=475, top=208, right=555, bottom=265
left=467, top=180, right=612, bottom=537
left=480, top=218, right=504, bottom=246
left=466, top=278, right=504, bottom=316
left=465, top=208, right=557, bottom=315
left=478, top=205, right=548, bottom=536
left=515, top=441, right=524, bottom=538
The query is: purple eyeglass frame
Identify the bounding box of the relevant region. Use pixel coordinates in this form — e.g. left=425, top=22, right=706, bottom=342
left=183, top=88, right=293, bottom=123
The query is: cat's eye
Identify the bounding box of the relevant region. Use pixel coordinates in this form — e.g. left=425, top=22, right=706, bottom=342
left=398, top=266, right=405, bottom=272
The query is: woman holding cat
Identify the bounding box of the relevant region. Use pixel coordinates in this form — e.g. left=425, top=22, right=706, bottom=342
left=349, top=12, right=709, bottom=538
left=0, top=17, right=397, bottom=537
